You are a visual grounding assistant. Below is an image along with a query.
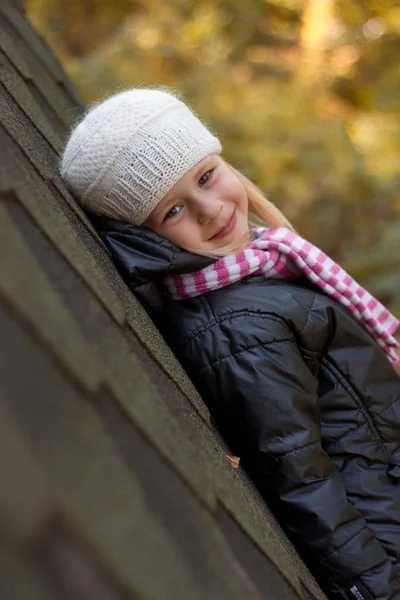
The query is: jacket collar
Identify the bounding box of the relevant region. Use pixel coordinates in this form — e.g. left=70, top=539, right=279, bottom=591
left=89, top=213, right=216, bottom=312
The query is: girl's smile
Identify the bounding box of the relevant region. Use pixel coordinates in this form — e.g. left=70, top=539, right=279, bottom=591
left=144, top=153, right=249, bottom=253
left=209, top=210, right=237, bottom=240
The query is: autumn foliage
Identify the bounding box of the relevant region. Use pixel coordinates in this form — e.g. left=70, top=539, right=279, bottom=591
left=26, top=0, right=400, bottom=315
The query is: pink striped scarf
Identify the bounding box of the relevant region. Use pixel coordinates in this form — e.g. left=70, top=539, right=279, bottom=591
left=162, top=227, right=400, bottom=364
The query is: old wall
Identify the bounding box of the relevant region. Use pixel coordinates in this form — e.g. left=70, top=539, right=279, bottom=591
left=0, top=1, right=326, bottom=599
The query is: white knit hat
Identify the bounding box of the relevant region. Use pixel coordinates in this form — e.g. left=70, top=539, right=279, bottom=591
left=60, top=87, right=222, bottom=225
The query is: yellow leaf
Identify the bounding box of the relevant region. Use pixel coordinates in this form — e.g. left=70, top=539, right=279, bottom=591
left=226, top=454, right=240, bottom=469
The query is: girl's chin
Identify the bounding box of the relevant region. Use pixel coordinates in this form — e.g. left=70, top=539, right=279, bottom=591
left=207, top=232, right=250, bottom=253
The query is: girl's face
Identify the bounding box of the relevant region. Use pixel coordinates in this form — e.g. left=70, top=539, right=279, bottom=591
left=144, top=154, right=249, bottom=253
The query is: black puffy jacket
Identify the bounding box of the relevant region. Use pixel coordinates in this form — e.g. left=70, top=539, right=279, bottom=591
left=94, top=215, right=400, bottom=600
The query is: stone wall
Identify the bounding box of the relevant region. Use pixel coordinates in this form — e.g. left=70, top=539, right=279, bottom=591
left=0, top=2, right=326, bottom=598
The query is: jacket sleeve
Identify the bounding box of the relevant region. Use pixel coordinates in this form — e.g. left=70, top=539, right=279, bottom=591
left=184, top=313, right=400, bottom=600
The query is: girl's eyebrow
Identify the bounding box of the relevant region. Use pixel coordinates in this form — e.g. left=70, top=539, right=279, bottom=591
left=154, top=194, right=178, bottom=222
left=155, top=157, right=214, bottom=221
left=193, top=158, right=211, bottom=180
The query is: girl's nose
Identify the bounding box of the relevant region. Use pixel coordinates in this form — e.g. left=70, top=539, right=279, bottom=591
left=197, top=198, right=223, bottom=225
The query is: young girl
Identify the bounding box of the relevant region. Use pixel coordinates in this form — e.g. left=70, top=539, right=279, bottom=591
left=60, top=87, right=400, bottom=600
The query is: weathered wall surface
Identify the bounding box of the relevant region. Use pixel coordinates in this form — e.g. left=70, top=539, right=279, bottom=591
left=0, top=2, right=326, bottom=599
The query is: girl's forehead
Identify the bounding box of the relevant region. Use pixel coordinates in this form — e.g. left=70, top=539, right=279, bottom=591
left=164, top=154, right=219, bottom=197
left=148, top=153, right=223, bottom=220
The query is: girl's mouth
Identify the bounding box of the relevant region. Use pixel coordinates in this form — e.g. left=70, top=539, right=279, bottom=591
left=210, top=211, right=237, bottom=240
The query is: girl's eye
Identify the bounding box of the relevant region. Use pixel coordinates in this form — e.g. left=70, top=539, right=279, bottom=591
left=165, top=205, right=182, bottom=220
left=199, top=170, right=213, bottom=186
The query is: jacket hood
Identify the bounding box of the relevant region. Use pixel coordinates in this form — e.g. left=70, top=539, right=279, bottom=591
left=89, top=213, right=216, bottom=312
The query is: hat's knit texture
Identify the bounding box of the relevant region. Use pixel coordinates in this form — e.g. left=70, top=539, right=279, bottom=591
left=60, top=88, right=222, bottom=225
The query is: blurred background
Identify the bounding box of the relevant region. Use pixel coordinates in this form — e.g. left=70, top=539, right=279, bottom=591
left=25, top=0, right=400, bottom=316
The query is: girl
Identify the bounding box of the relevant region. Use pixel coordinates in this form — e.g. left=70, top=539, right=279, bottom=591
left=60, top=87, right=400, bottom=600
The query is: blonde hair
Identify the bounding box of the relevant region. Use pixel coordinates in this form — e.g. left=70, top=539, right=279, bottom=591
left=181, top=157, right=296, bottom=257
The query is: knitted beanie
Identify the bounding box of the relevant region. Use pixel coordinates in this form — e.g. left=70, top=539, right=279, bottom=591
left=60, top=87, right=222, bottom=226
